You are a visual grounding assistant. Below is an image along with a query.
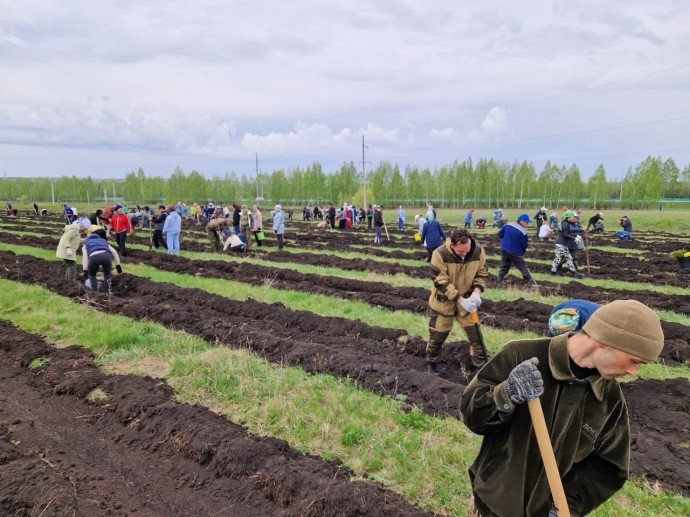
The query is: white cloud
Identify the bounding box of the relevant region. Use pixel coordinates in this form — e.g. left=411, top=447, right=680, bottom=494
left=0, top=0, right=689, bottom=177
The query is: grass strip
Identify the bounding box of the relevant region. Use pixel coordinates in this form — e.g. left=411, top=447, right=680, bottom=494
left=0, top=279, right=687, bottom=516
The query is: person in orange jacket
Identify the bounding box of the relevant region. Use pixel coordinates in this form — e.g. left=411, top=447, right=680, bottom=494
left=110, top=204, right=133, bottom=257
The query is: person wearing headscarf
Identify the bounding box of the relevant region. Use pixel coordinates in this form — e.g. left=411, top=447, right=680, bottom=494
left=56, top=217, right=90, bottom=281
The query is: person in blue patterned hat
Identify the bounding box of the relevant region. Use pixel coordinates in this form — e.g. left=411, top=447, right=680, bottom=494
left=546, top=299, right=600, bottom=337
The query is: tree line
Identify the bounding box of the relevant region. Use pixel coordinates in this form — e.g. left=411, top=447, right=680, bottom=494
left=2, top=155, right=689, bottom=210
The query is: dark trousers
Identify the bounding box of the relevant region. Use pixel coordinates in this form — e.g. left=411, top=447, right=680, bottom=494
left=115, top=231, right=128, bottom=256
left=153, top=229, right=166, bottom=249
left=496, top=250, right=534, bottom=282
left=87, top=252, right=113, bottom=292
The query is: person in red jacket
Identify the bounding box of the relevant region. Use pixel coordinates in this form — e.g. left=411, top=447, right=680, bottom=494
left=110, top=204, right=133, bottom=257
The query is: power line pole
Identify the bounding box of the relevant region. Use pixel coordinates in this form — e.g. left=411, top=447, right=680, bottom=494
left=255, top=153, right=259, bottom=200
left=361, top=135, right=368, bottom=209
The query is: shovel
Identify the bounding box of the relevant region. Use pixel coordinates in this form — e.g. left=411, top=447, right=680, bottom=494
left=382, top=221, right=390, bottom=241
left=469, top=311, right=489, bottom=363
left=584, top=232, right=590, bottom=274
left=527, top=398, right=571, bottom=517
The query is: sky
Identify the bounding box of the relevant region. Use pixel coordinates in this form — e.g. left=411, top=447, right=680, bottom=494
left=1, top=0, right=690, bottom=180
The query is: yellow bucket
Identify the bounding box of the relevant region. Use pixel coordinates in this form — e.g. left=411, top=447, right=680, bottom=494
left=413, top=232, right=421, bottom=242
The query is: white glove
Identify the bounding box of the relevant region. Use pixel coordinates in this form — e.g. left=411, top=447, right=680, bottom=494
left=65, top=248, right=74, bottom=258
left=469, top=291, right=482, bottom=307
left=458, top=297, right=477, bottom=313
left=574, top=235, right=583, bottom=244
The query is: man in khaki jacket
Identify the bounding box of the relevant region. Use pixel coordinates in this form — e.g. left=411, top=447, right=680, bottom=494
left=426, top=228, right=488, bottom=373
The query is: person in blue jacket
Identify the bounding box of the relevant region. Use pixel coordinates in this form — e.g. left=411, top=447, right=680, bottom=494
left=495, top=213, right=538, bottom=287
left=420, top=217, right=446, bottom=262
left=546, top=299, right=600, bottom=337
left=82, top=227, right=122, bottom=295
left=162, top=204, right=182, bottom=254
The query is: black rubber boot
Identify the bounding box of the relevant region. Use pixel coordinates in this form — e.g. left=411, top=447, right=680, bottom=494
left=464, top=325, right=488, bottom=369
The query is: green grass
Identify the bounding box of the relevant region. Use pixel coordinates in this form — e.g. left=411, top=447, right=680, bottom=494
left=1, top=241, right=689, bottom=382
left=0, top=279, right=687, bottom=515
left=2, top=213, right=690, bottom=515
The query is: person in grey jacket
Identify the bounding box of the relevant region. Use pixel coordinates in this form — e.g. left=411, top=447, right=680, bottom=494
left=272, top=204, right=285, bottom=249
left=162, top=204, right=182, bottom=255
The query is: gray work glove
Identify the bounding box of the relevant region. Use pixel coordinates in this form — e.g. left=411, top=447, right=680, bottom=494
left=505, top=357, right=544, bottom=404
left=548, top=506, right=578, bottom=517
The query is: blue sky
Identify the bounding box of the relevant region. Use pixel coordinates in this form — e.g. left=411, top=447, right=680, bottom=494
left=1, top=0, right=689, bottom=180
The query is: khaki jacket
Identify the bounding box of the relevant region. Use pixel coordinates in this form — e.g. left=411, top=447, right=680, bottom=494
left=206, top=218, right=228, bottom=231
left=460, top=334, right=629, bottom=516
left=427, top=238, right=487, bottom=316
left=56, top=224, right=82, bottom=260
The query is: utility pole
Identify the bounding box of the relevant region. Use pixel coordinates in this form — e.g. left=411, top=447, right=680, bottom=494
left=256, top=153, right=259, bottom=200
left=361, top=135, right=368, bottom=209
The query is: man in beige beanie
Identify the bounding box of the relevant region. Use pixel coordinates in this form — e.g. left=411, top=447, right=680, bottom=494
left=461, top=299, right=664, bottom=516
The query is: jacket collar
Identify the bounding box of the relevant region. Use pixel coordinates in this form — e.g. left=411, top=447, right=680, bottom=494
left=548, top=333, right=607, bottom=401
left=507, top=221, right=527, bottom=234
left=444, top=238, right=478, bottom=261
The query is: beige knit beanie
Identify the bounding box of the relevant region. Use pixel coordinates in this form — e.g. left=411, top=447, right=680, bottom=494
left=582, top=300, right=664, bottom=362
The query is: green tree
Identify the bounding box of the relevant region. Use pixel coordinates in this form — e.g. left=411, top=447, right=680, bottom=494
left=587, top=165, right=608, bottom=209
left=661, top=158, right=680, bottom=197
left=268, top=169, right=288, bottom=204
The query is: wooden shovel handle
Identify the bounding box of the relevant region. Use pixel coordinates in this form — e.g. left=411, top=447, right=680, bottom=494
left=527, top=398, right=571, bottom=517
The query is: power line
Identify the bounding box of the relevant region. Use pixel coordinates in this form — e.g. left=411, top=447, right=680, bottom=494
left=517, top=115, right=690, bottom=142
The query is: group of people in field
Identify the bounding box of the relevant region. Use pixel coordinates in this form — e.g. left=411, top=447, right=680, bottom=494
left=420, top=217, right=661, bottom=516
left=44, top=197, right=666, bottom=516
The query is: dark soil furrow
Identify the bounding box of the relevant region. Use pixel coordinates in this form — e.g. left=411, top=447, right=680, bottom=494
left=0, top=250, right=688, bottom=496
left=0, top=320, right=434, bottom=516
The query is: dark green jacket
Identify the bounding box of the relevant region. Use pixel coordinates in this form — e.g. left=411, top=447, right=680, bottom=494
left=460, top=334, right=629, bottom=516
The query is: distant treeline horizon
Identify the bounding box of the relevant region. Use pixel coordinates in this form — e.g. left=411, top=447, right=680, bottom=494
left=2, top=155, right=690, bottom=210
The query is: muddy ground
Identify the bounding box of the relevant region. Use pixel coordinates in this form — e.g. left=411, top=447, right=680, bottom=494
left=0, top=320, right=434, bottom=516
left=0, top=249, right=688, bottom=499
left=0, top=215, right=690, bottom=515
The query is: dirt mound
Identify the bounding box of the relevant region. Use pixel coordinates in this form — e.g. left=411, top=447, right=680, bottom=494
left=0, top=320, right=434, bottom=516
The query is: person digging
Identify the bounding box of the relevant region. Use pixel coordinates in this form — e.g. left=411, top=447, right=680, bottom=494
left=425, top=228, right=489, bottom=373
left=461, top=300, right=664, bottom=516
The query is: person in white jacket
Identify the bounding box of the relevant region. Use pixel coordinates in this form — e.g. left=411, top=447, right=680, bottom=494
left=56, top=218, right=90, bottom=281
left=162, top=204, right=182, bottom=254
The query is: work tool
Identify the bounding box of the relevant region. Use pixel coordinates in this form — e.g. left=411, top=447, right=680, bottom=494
left=528, top=398, right=571, bottom=517
left=469, top=311, right=489, bottom=363
left=382, top=221, right=390, bottom=241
